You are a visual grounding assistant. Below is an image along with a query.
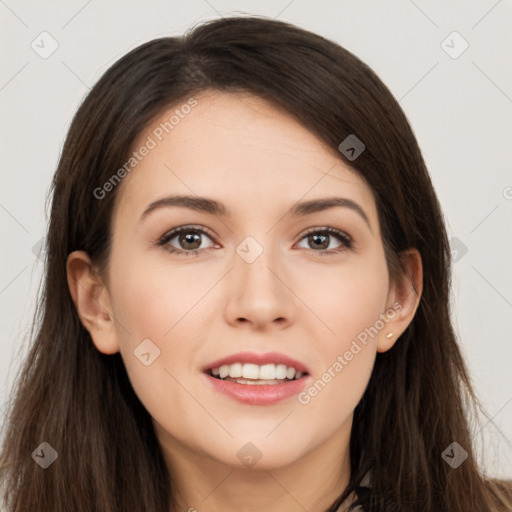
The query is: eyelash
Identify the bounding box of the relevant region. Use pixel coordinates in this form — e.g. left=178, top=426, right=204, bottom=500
left=157, top=224, right=353, bottom=258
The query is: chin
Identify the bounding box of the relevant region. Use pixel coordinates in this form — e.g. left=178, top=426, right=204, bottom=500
left=204, top=435, right=311, bottom=471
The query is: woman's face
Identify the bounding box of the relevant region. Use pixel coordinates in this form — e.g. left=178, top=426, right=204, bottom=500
left=80, top=90, right=411, bottom=470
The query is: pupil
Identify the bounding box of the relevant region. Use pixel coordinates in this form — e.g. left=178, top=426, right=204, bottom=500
left=181, top=232, right=200, bottom=249
left=311, top=234, right=328, bottom=249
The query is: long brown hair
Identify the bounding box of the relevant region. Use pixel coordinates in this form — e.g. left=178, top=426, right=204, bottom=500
left=1, top=15, right=511, bottom=512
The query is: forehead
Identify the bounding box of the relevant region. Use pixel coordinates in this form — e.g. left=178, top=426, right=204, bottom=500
left=111, top=90, right=377, bottom=227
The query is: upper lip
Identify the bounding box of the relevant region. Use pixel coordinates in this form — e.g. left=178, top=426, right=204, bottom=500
left=203, top=351, right=310, bottom=374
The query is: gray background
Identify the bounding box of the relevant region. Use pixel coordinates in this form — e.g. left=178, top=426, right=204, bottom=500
left=1, top=0, right=511, bottom=478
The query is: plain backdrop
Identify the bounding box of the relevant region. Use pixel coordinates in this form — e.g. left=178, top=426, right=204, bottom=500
left=1, top=0, right=511, bottom=478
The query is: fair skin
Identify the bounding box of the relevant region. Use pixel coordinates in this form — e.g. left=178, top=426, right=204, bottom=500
left=67, top=90, right=422, bottom=512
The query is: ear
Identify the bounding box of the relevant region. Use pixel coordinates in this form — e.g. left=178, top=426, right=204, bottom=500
left=66, top=250, right=120, bottom=354
left=377, top=248, right=423, bottom=353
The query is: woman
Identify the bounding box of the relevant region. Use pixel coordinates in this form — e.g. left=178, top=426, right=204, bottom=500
left=1, top=15, right=511, bottom=512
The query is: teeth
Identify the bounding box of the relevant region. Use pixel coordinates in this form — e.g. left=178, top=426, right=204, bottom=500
left=219, top=365, right=230, bottom=379
left=231, top=379, right=282, bottom=385
left=275, top=364, right=287, bottom=379
left=259, top=364, right=275, bottom=380
left=228, top=362, right=243, bottom=378
left=210, top=362, right=304, bottom=381
left=242, top=363, right=260, bottom=379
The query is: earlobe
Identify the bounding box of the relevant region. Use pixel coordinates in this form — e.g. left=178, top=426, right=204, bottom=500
left=66, top=250, right=120, bottom=355
left=377, top=248, right=423, bottom=353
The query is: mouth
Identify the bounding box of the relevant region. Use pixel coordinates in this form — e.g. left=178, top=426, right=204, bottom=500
left=202, top=353, right=310, bottom=405
left=206, top=363, right=308, bottom=386
left=206, top=363, right=307, bottom=385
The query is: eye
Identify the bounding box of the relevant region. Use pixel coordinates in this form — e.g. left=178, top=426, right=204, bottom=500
left=157, top=225, right=217, bottom=257
left=295, top=227, right=353, bottom=256
left=157, top=225, right=353, bottom=257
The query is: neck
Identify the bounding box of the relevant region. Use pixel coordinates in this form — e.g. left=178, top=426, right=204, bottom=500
left=154, top=416, right=354, bottom=512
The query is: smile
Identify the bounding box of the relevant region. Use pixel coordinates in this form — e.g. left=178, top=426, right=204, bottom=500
left=203, top=352, right=310, bottom=405
left=209, top=362, right=304, bottom=383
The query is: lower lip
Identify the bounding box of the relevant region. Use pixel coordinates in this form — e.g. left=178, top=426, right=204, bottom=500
left=204, top=373, right=309, bottom=405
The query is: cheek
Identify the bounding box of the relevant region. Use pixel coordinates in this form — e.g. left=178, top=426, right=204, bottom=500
left=296, top=253, right=388, bottom=416
left=108, top=251, right=205, bottom=343
left=303, top=251, right=390, bottom=345
left=107, top=258, right=208, bottom=432
left=107, top=253, right=220, bottom=401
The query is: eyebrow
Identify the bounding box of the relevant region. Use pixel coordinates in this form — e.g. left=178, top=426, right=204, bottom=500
left=140, top=194, right=372, bottom=230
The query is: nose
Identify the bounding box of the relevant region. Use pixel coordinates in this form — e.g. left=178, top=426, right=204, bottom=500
left=223, top=239, right=295, bottom=330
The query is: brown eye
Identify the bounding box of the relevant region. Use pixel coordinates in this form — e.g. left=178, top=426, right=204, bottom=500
left=176, top=231, right=202, bottom=250
left=296, top=227, right=352, bottom=255
left=158, top=226, right=216, bottom=256
left=306, top=233, right=330, bottom=250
